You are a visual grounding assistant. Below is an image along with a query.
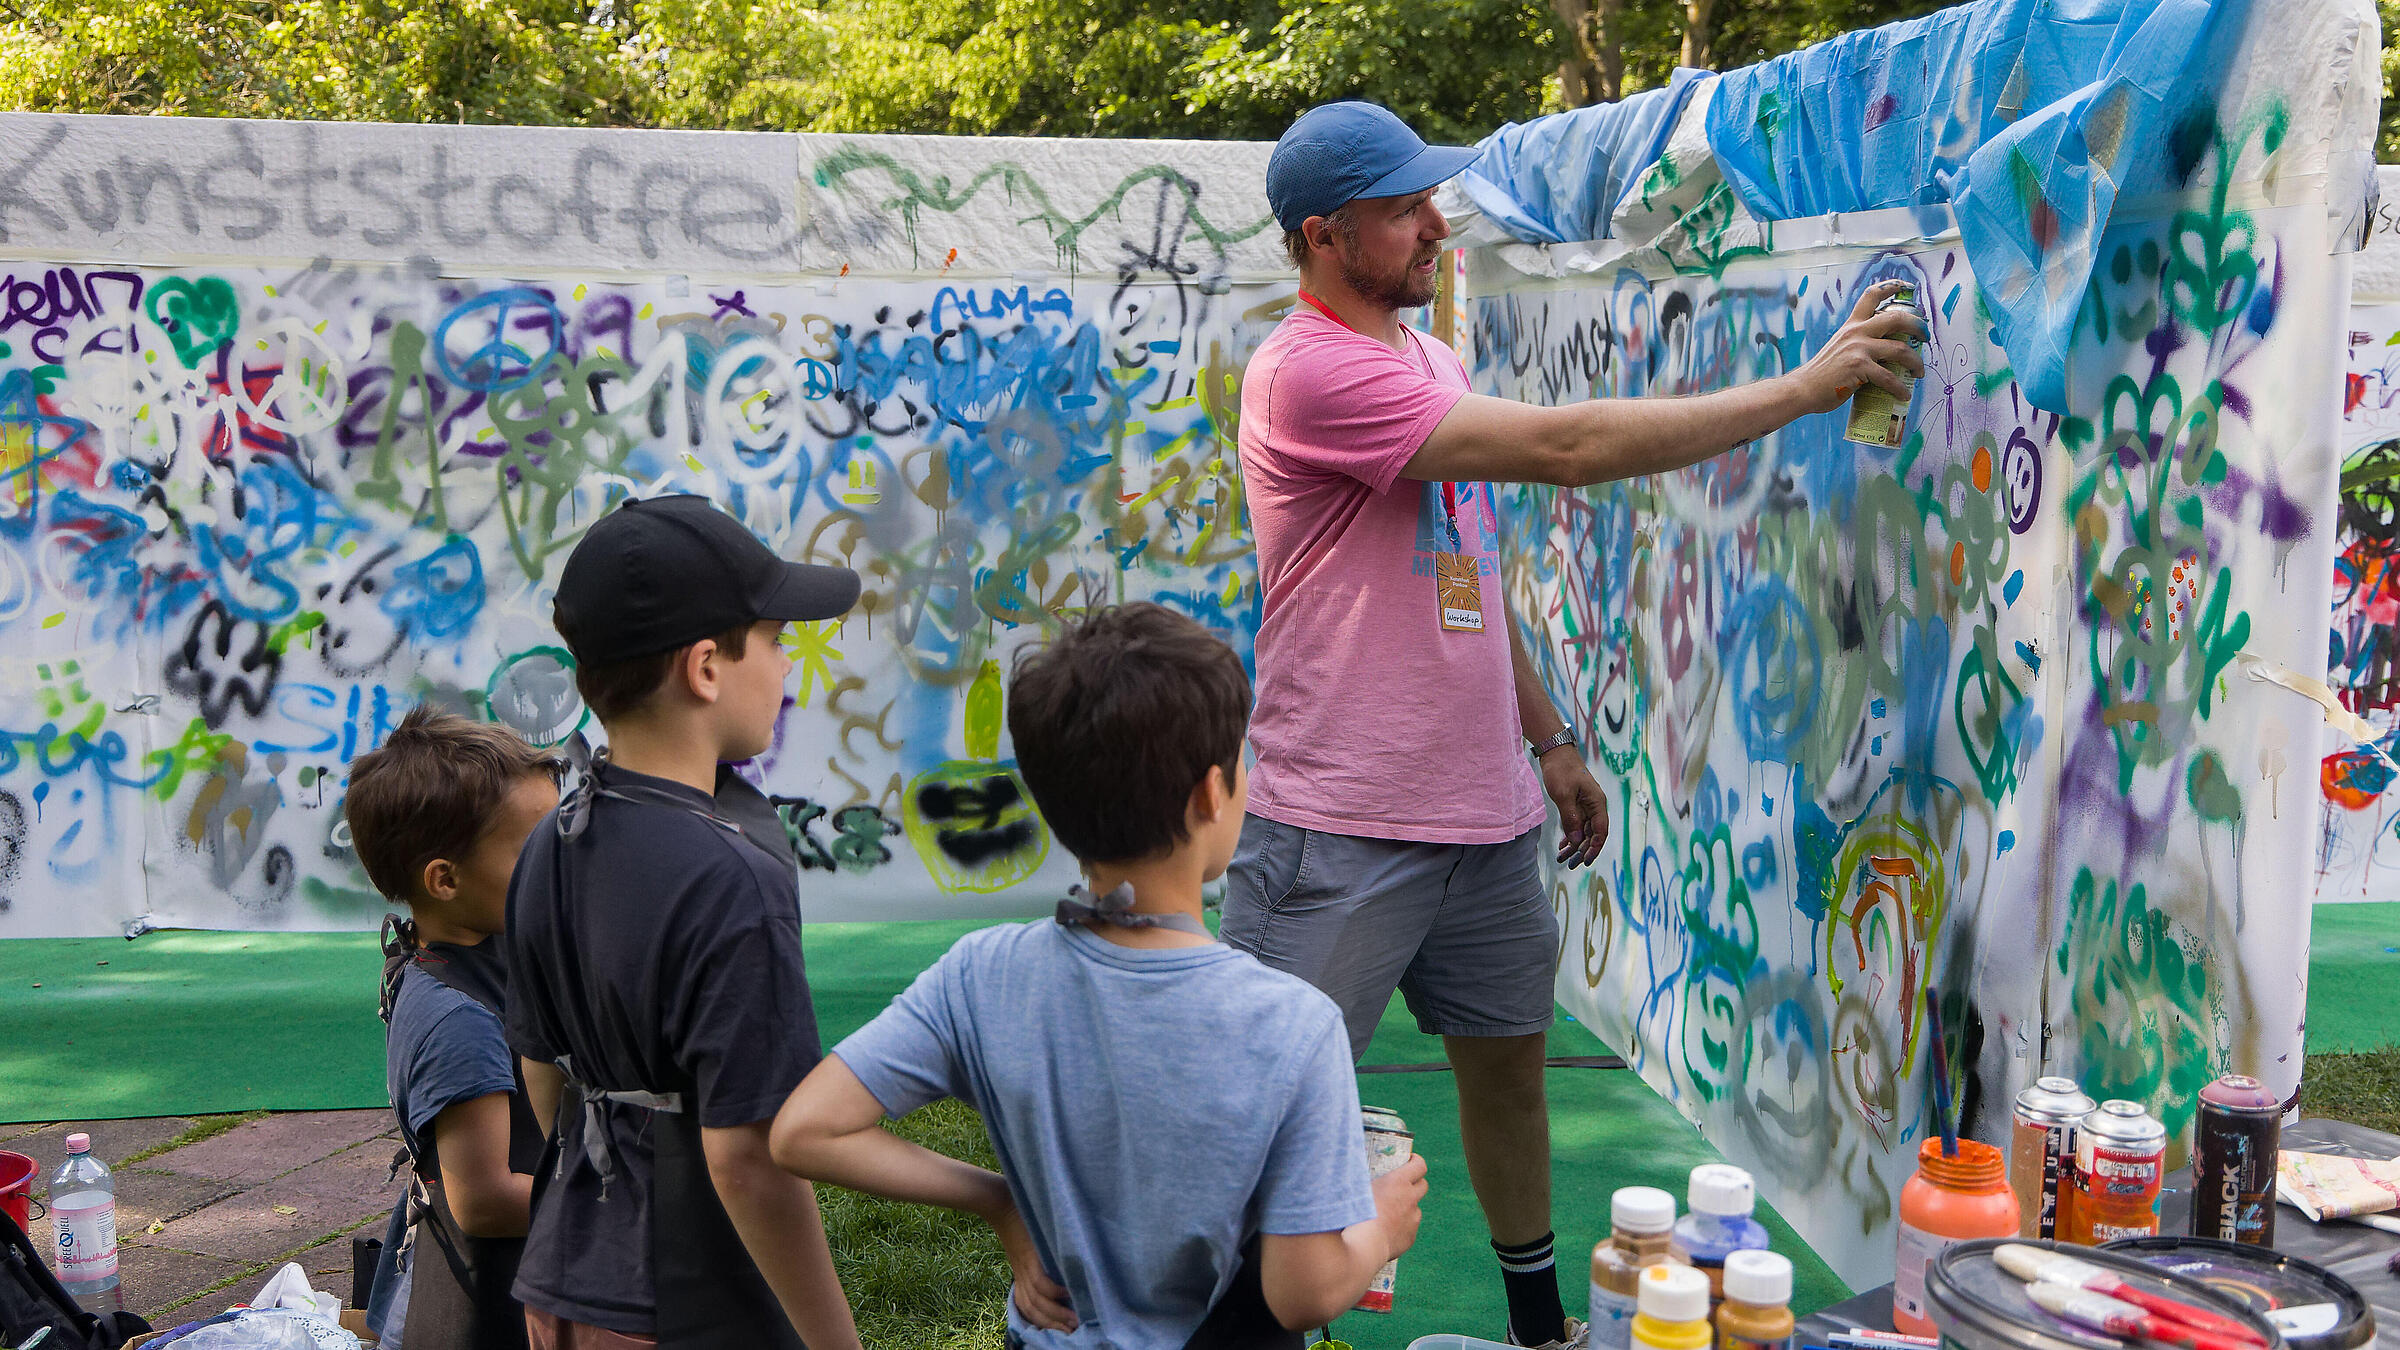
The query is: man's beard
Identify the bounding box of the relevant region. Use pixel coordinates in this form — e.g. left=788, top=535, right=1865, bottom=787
left=1340, top=247, right=1440, bottom=310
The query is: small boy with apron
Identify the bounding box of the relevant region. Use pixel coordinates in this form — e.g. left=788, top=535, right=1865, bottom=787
left=348, top=708, right=566, bottom=1349
left=768, top=604, right=1429, bottom=1349
left=505, top=494, right=865, bottom=1350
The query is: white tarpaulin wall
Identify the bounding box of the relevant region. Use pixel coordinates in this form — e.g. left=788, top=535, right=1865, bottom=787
left=1468, top=0, right=2380, bottom=1287
left=0, top=114, right=1287, bottom=936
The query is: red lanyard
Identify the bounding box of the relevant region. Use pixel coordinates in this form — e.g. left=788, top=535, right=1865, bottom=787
left=1295, top=290, right=1462, bottom=548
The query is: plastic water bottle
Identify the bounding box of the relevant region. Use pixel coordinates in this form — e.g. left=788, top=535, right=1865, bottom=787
left=48, top=1132, right=122, bottom=1313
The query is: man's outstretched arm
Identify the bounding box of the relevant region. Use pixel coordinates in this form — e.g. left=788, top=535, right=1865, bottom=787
left=1405, top=279, right=1926, bottom=488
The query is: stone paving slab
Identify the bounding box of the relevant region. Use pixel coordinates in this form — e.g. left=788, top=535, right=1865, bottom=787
left=143, top=1170, right=398, bottom=1267
left=29, top=1168, right=242, bottom=1257
left=116, top=1243, right=256, bottom=1322
left=279, top=1139, right=404, bottom=1203
left=13, top=1111, right=403, bottom=1326
left=115, top=1168, right=244, bottom=1232
left=5, top=1117, right=201, bottom=1178
left=149, top=1110, right=392, bottom=1185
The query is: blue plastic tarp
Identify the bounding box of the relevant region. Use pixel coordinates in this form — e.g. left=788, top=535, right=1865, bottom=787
left=1456, top=0, right=2264, bottom=413
left=1452, top=69, right=1712, bottom=245
left=1700, top=0, right=2254, bottom=411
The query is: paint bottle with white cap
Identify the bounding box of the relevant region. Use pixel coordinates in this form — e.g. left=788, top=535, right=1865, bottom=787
left=1671, top=1164, right=1770, bottom=1304
left=1632, top=1263, right=1715, bottom=1350
left=1592, top=1185, right=1678, bottom=1350
left=1715, top=1250, right=1795, bottom=1350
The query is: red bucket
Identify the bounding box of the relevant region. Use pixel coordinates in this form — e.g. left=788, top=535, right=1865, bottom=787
left=0, top=1150, right=36, bottom=1231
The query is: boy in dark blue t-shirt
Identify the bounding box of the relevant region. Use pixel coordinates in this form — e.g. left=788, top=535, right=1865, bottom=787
left=348, top=708, right=563, bottom=1350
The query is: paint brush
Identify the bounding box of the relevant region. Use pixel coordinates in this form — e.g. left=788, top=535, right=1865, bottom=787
left=2026, top=1282, right=2260, bottom=1350
left=1995, top=1245, right=2266, bottom=1345
left=1924, top=986, right=1956, bottom=1156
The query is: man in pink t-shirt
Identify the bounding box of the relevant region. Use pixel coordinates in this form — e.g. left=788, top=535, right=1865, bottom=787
left=1226, top=101, right=1923, bottom=1349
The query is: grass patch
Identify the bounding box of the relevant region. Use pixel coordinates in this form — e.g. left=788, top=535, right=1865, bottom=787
left=120, top=1111, right=268, bottom=1167
left=2300, top=1046, right=2400, bottom=1134
left=820, top=1098, right=1012, bottom=1350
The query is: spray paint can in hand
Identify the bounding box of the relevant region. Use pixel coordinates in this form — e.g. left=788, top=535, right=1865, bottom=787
left=2066, top=1100, right=2167, bottom=1244
left=1842, top=283, right=1921, bottom=449
left=2192, top=1074, right=2281, bottom=1246
left=2011, top=1076, right=2096, bottom=1240
left=1356, top=1107, right=1413, bottom=1312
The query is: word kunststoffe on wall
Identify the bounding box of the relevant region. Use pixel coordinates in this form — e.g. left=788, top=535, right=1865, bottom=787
left=0, top=117, right=1291, bottom=936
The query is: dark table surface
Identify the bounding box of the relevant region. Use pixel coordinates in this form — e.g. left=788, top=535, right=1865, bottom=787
left=1798, top=1118, right=2400, bottom=1348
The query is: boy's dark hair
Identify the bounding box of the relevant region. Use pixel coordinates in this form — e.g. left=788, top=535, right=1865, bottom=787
left=346, top=706, right=565, bottom=903
left=1007, top=603, right=1251, bottom=864
left=574, top=624, right=753, bottom=722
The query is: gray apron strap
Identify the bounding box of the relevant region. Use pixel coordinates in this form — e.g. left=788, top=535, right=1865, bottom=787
left=545, top=1056, right=806, bottom=1346
left=553, top=1054, right=684, bottom=1200
left=1055, top=883, right=1213, bottom=937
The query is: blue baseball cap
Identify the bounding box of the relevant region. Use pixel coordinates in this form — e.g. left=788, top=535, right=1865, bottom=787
left=1266, top=102, right=1480, bottom=232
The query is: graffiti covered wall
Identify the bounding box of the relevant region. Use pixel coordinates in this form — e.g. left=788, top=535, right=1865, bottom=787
left=1476, top=2, right=2376, bottom=1286
left=0, top=115, right=1283, bottom=936
left=2321, top=165, right=2400, bottom=899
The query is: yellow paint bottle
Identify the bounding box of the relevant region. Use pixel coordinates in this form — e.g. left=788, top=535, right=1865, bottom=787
left=1631, top=1264, right=1714, bottom=1350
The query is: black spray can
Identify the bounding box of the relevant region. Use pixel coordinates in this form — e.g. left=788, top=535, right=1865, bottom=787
left=2192, top=1073, right=2281, bottom=1246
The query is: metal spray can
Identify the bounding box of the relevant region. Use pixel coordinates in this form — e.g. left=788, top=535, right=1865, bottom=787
left=2192, top=1074, right=2281, bottom=1246
left=1843, top=283, right=1920, bottom=449
left=1357, top=1106, right=1413, bottom=1312
left=2066, top=1100, right=2167, bottom=1244
left=2009, top=1076, right=2095, bottom=1240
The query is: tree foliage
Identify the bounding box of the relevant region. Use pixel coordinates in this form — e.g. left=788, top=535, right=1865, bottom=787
left=0, top=0, right=2390, bottom=163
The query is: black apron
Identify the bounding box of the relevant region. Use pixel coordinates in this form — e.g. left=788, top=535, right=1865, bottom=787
left=1178, top=1237, right=1302, bottom=1350
left=536, top=763, right=809, bottom=1350
left=378, top=926, right=541, bottom=1350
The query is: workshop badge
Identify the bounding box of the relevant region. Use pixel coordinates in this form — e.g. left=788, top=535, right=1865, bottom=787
left=1435, top=551, right=1485, bottom=632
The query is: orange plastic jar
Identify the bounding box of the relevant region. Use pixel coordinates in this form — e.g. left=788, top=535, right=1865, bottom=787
left=1891, top=1138, right=2020, bottom=1337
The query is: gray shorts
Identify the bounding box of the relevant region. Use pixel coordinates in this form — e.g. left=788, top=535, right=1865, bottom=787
left=1219, top=814, right=1558, bottom=1062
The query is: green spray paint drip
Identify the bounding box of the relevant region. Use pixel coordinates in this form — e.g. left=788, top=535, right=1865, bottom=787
left=813, top=148, right=1274, bottom=273
left=964, top=659, right=1003, bottom=761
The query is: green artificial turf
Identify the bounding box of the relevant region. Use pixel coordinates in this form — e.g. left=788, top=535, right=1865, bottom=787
left=8, top=902, right=2400, bottom=1348
left=2304, top=903, right=2400, bottom=1053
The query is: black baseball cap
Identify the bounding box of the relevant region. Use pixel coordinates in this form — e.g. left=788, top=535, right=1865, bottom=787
left=552, top=494, right=861, bottom=667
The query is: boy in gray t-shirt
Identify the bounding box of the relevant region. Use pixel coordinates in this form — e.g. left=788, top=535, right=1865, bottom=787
left=772, top=603, right=1426, bottom=1349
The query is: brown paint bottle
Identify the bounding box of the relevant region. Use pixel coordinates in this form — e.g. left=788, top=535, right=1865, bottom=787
left=1591, top=1186, right=1678, bottom=1350
left=1714, top=1250, right=1794, bottom=1350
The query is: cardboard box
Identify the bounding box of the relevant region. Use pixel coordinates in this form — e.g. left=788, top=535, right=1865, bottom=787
left=125, top=1307, right=377, bottom=1346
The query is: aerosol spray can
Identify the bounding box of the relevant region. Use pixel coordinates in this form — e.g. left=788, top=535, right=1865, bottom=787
left=2192, top=1074, right=2282, bottom=1246
left=2065, top=1100, right=2167, bottom=1244
left=1843, top=283, right=1920, bottom=450
left=2010, top=1077, right=2095, bottom=1240
left=1357, top=1107, right=1413, bottom=1311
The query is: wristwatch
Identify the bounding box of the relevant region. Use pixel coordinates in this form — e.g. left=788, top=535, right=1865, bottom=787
left=1529, top=724, right=1578, bottom=759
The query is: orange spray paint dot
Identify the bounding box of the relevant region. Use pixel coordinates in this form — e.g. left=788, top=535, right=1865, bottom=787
left=1972, top=445, right=1993, bottom=493
left=1950, top=542, right=1966, bottom=586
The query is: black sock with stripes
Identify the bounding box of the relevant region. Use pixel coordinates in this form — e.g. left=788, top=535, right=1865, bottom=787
left=1493, top=1231, right=1567, bottom=1346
